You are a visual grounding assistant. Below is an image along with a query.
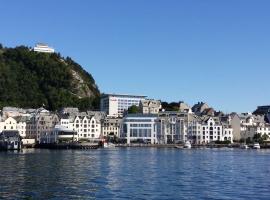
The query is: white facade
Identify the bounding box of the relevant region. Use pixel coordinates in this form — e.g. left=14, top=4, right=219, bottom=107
left=58, top=115, right=101, bottom=140
left=120, top=114, right=157, bottom=144
left=100, top=94, right=146, bottom=117
left=0, top=117, right=17, bottom=132
left=196, top=118, right=223, bottom=144
left=17, top=121, right=27, bottom=138
left=0, top=117, right=27, bottom=138
left=33, top=43, right=55, bottom=53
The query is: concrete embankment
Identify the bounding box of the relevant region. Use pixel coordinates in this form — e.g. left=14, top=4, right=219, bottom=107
left=36, top=143, right=100, bottom=149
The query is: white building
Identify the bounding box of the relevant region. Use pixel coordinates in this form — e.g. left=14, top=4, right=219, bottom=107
left=0, top=116, right=28, bottom=138
left=0, top=117, right=17, bottom=132
left=100, top=94, right=146, bottom=117
left=40, top=125, right=78, bottom=144
left=120, top=114, right=157, bottom=144
left=58, top=113, right=101, bottom=141
left=33, top=43, right=55, bottom=53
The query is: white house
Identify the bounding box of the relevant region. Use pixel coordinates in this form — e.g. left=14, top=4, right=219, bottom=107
left=0, top=117, right=17, bottom=132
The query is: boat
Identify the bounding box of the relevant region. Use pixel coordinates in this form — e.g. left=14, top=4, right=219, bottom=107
left=184, top=141, right=192, bottom=149
left=253, top=143, right=260, bottom=149
left=240, top=144, right=249, bottom=149
left=103, top=142, right=116, bottom=148
left=174, top=145, right=183, bottom=149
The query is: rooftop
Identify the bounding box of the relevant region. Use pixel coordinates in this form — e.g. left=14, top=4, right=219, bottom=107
left=101, top=93, right=147, bottom=98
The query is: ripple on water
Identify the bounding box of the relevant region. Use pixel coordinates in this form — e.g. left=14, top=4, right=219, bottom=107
left=0, top=148, right=270, bottom=200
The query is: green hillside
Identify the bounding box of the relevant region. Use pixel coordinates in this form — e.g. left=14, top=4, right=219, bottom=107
left=0, top=44, right=100, bottom=111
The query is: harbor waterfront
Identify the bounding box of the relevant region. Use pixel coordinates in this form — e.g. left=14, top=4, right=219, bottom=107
left=0, top=148, right=270, bottom=200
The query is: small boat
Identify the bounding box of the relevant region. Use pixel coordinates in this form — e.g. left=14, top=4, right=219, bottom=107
left=184, top=141, right=192, bottom=149
left=174, top=145, right=183, bottom=149
left=253, top=143, right=260, bottom=149
left=103, top=142, right=116, bottom=148
left=240, top=144, right=249, bottom=149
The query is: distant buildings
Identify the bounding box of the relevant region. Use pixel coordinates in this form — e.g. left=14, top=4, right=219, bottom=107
left=100, top=94, right=146, bottom=117
left=139, top=99, right=161, bottom=114
left=0, top=101, right=270, bottom=146
left=192, top=102, right=210, bottom=115
left=33, top=43, right=55, bottom=53
left=253, top=105, right=270, bottom=115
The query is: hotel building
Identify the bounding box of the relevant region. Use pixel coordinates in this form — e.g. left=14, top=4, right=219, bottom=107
left=100, top=94, right=147, bottom=117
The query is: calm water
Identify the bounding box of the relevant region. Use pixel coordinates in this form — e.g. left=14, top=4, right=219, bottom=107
left=0, top=148, right=270, bottom=200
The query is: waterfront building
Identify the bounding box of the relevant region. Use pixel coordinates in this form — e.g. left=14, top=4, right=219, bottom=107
left=58, top=112, right=102, bottom=141
left=14, top=116, right=28, bottom=139
left=26, top=108, right=59, bottom=143
left=102, top=117, right=122, bottom=138
left=0, top=117, right=17, bottom=132
left=33, top=43, right=55, bottom=53
left=100, top=94, right=147, bottom=117
left=156, top=112, right=186, bottom=144
left=120, top=114, right=157, bottom=144
left=219, top=113, right=241, bottom=141
left=0, top=130, right=21, bottom=150
left=241, top=123, right=270, bottom=141
left=139, top=99, right=161, bottom=114
left=40, top=125, right=78, bottom=144
left=195, top=117, right=223, bottom=144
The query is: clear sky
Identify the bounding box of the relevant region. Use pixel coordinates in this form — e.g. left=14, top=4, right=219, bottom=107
left=1, top=0, right=269, bottom=113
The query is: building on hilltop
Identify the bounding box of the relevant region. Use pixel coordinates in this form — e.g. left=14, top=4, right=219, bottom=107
left=33, top=43, right=55, bottom=53
left=100, top=94, right=147, bottom=117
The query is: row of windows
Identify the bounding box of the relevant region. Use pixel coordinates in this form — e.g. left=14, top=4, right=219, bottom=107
left=130, top=124, right=152, bottom=127
left=130, top=128, right=152, bottom=137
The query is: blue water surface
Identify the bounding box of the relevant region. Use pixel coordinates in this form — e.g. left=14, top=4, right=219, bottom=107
left=0, top=148, right=269, bottom=200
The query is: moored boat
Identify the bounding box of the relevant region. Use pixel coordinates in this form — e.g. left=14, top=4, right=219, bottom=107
left=253, top=143, right=260, bottom=149
left=184, top=141, right=192, bottom=149
left=240, top=144, right=249, bottom=149
left=103, top=142, right=116, bottom=148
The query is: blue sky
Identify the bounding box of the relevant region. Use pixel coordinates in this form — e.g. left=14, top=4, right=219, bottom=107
left=1, top=0, right=269, bottom=113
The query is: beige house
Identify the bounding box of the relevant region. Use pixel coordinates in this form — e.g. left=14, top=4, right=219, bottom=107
left=139, top=99, right=161, bottom=114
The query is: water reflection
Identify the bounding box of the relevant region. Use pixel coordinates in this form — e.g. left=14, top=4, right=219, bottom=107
left=0, top=148, right=270, bottom=199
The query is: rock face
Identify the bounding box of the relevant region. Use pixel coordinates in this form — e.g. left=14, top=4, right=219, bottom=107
left=0, top=45, right=100, bottom=110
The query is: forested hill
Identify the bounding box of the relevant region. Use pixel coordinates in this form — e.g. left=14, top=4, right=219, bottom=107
left=0, top=44, right=100, bottom=111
